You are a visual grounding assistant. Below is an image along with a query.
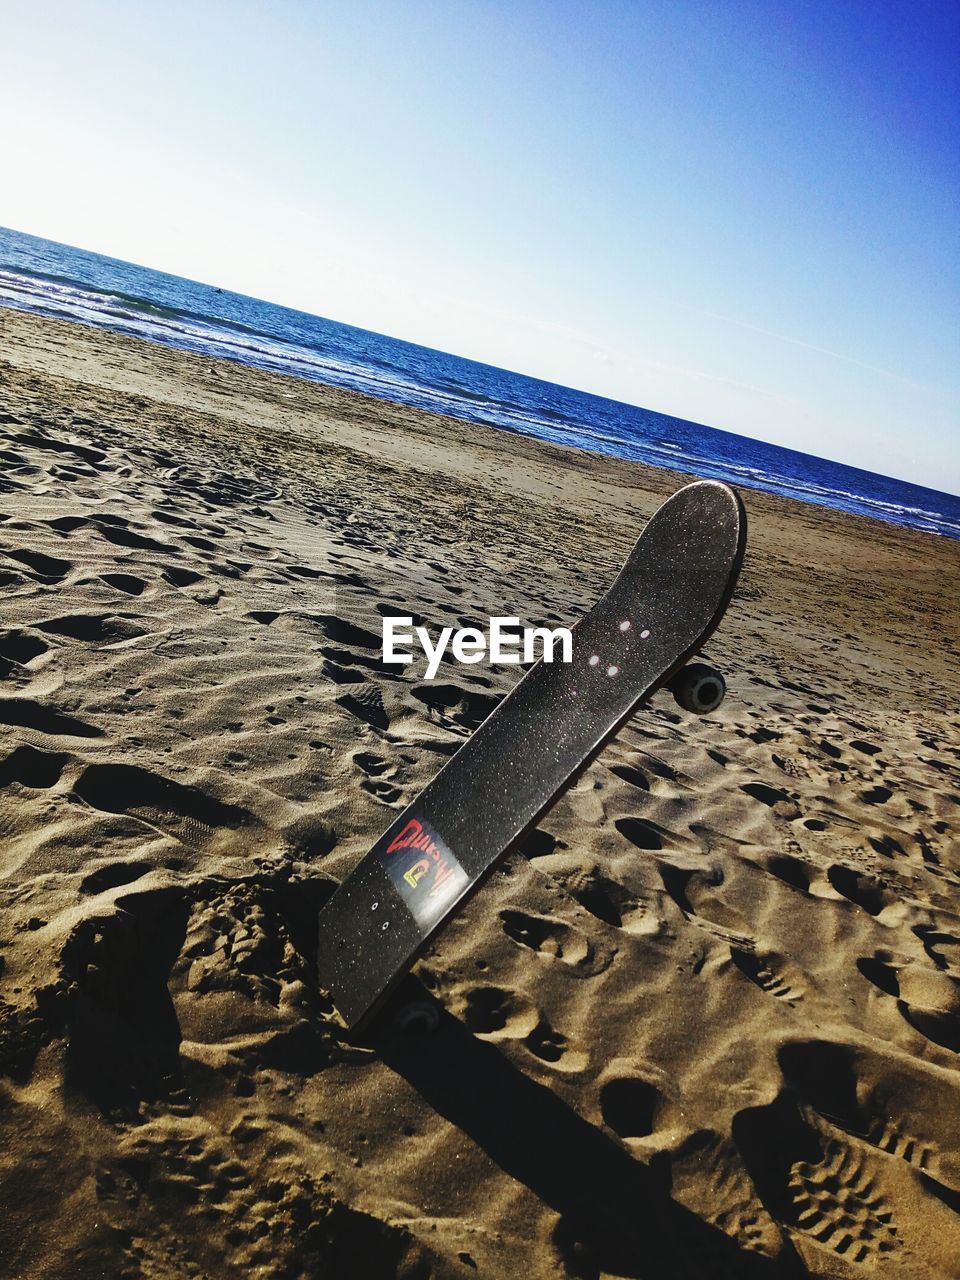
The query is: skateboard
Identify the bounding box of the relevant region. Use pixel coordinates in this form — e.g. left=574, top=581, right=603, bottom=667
left=317, top=479, right=747, bottom=1031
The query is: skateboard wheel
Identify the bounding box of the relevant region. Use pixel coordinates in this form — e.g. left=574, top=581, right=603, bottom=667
left=393, top=998, right=440, bottom=1034
left=669, top=663, right=725, bottom=715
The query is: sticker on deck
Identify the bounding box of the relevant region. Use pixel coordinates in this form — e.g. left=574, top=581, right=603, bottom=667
left=377, top=815, right=469, bottom=928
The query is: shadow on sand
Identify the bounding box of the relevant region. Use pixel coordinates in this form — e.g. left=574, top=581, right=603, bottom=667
left=376, top=998, right=805, bottom=1278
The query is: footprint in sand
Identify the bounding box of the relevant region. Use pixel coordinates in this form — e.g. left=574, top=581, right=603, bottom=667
left=73, top=763, right=254, bottom=850
left=37, top=613, right=147, bottom=644
left=323, top=655, right=369, bottom=686
left=0, top=744, right=67, bottom=789
left=532, top=852, right=660, bottom=936
left=614, top=816, right=669, bottom=852
left=162, top=566, right=203, bottom=589
left=361, top=777, right=403, bottom=805
left=284, top=562, right=328, bottom=581
left=461, top=985, right=540, bottom=1038
left=781, top=1038, right=960, bottom=1193
left=336, top=682, right=389, bottom=730
left=99, top=572, right=147, bottom=596
left=460, top=985, right=587, bottom=1071
left=80, top=860, right=153, bottom=895
left=516, top=827, right=562, bottom=859
left=788, top=1136, right=900, bottom=1264
left=764, top=853, right=815, bottom=894
left=860, top=784, right=893, bottom=806
left=669, top=1131, right=786, bottom=1260
left=91, top=516, right=178, bottom=556
left=0, top=631, right=49, bottom=667
left=411, top=680, right=501, bottom=734
left=827, top=864, right=895, bottom=917
left=498, top=908, right=612, bottom=976
left=3, top=547, right=72, bottom=580
left=352, top=750, right=403, bottom=804
left=0, top=697, right=103, bottom=738
left=741, top=781, right=789, bottom=807
left=44, top=515, right=87, bottom=533
left=600, top=1074, right=663, bottom=1139
left=151, top=508, right=200, bottom=531
left=608, top=763, right=652, bottom=791
left=311, top=614, right=382, bottom=650
left=730, top=945, right=805, bottom=1003
left=352, top=750, right=393, bottom=779
left=740, top=781, right=802, bottom=820
left=523, top=1018, right=584, bottom=1069
left=858, top=953, right=960, bottom=1053
left=13, top=428, right=107, bottom=468
left=732, top=1091, right=902, bottom=1268
left=914, top=924, right=960, bottom=972
left=180, top=534, right=219, bottom=554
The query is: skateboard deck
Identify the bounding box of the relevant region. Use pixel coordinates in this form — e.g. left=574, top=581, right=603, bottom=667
left=317, top=479, right=746, bottom=1030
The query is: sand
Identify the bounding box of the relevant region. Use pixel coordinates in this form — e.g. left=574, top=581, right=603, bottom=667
left=1, top=304, right=959, bottom=1279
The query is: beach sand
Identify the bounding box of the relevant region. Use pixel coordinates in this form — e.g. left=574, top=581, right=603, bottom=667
left=1, top=305, right=959, bottom=1279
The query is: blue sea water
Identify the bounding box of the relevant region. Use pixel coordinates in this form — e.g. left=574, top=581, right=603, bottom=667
left=1, top=225, right=957, bottom=539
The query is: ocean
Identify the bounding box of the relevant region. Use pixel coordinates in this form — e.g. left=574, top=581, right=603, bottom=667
left=1, top=225, right=957, bottom=540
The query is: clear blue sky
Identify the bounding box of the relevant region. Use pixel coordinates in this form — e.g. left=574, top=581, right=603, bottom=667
left=2, top=1, right=958, bottom=490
